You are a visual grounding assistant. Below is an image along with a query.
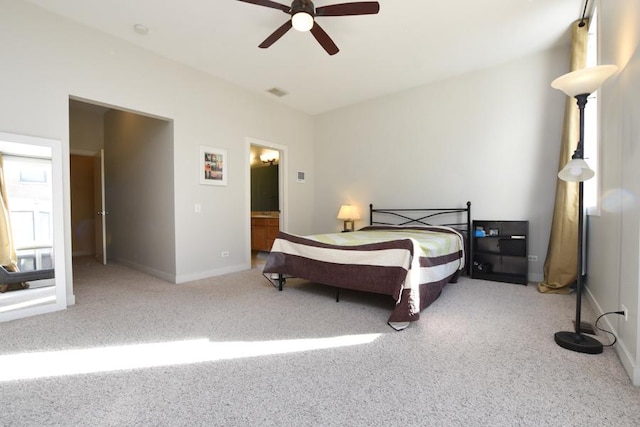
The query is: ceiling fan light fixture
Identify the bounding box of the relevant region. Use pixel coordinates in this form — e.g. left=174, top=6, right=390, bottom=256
left=292, top=12, right=314, bottom=31
left=291, top=0, right=315, bottom=31
left=238, top=0, right=380, bottom=54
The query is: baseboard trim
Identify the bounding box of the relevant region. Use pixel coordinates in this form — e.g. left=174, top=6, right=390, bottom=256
left=175, top=263, right=250, bottom=284
left=528, top=272, right=543, bottom=284
left=114, top=258, right=175, bottom=283
left=586, top=287, right=638, bottom=386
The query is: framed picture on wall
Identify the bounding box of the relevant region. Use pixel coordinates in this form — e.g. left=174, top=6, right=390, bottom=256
left=199, top=146, right=228, bottom=186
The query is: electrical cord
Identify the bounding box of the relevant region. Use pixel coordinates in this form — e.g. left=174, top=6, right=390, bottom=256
left=594, top=310, right=625, bottom=347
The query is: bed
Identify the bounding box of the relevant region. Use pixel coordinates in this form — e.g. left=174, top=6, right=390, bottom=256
left=262, top=202, right=471, bottom=330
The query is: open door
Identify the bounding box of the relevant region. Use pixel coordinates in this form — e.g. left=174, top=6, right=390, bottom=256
left=94, top=149, right=107, bottom=265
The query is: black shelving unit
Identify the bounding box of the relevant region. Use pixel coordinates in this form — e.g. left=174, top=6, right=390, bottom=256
left=472, top=220, right=528, bottom=285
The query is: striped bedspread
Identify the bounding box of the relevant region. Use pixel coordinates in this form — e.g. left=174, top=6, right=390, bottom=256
left=262, top=225, right=465, bottom=330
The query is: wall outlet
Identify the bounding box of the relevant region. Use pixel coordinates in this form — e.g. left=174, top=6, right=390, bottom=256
left=221, top=251, right=230, bottom=257
left=528, top=255, right=538, bottom=262
left=621, top=304, right=628, bottom=321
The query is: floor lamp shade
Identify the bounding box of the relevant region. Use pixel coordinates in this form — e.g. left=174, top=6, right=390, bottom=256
left=551, top=65, right=617, bottom=97
left=558, top=158, right=595, bottom=182
left=550, top=65, right=617, bottom=355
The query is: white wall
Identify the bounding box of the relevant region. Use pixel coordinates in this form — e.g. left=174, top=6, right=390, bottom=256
left=104, top=110, right=176, bottom=280
left=590, top=0, right=640, bottom=386
left=314, top=46, right=570, bottom=283
left=0, top=1, right=315, bottom=295
left=69, top=104, right=105, bottom=154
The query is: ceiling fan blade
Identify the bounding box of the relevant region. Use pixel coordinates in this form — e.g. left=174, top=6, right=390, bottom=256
left=236, top=0, right=290, bottom=13
left=310, top=23, right=339, bottom=55
left=259, top=20, right=293, bottom=48
left=315, top=1, right=380, bottom=17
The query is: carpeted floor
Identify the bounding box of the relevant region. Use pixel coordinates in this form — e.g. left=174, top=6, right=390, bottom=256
left=1, top=257, right=639, bottom=426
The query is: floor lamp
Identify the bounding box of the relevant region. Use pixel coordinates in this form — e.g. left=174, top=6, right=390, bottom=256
left=550, top=64, right=617, bottom=354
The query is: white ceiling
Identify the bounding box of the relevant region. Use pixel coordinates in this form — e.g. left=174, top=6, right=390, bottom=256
left=26, top=0, right=585, bottom=115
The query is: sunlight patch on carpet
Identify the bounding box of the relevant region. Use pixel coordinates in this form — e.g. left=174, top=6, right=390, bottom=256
left=0, top=334, right=381, bottom=381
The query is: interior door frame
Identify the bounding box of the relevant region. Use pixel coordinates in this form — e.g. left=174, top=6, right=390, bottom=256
left=94, top=149, right=107, bottom=265
left=245, top=137, right=288, bottom=267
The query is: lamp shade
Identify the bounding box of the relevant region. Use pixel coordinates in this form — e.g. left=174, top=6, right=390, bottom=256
left=292, top=12, right=314, bottom=31
left=337, top=204, right=360, bottom=220
left=551, top=65, right=617, bottom=96
left=558, top=158, right=595, bottom=182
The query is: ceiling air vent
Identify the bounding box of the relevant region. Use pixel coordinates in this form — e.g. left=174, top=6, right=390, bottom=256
left=266, top=87, right=288, bottom=98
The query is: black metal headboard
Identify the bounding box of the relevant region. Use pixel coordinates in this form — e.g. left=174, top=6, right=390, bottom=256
left=369, top=201, right=472, bottom=275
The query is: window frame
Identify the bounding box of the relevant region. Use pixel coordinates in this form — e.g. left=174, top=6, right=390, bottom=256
left=584, top=5, right=601, bottom=216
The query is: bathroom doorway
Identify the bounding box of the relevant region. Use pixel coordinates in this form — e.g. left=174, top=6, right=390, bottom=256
left=246, top=138, right=287, bottom=269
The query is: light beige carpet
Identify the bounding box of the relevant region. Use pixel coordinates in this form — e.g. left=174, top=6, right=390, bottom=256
left=1, top=258, right=638, bottom=426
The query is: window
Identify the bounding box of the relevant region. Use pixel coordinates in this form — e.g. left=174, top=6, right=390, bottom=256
left=19, top=165, right=48, bottom=183
left=584, top=7, right=599, bottom=213
left=2, top=155, right=53, bottom=271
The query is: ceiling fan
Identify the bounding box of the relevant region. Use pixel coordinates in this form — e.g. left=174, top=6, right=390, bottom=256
left=237, top=0, right=380, bottom=55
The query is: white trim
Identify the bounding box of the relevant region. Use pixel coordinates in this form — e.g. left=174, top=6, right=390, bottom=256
left=114, top=258, right=176, bottom=283
left=175, top=263, right=248, bottom=284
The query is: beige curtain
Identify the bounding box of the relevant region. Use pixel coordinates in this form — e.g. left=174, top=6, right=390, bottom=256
left=538, top=19, right=589, bottom=294
left=0, top=153, right=22, bottom=293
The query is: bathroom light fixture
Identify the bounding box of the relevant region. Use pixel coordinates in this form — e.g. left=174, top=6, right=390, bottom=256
left=260, top=152, right=278, bottom=165
left=337, top=204, right=360, bottom=232
left=551, top=64, right=617, bottom=355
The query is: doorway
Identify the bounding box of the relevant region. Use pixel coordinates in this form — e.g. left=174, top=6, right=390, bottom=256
left=69, top=150, right=106, bottom=264
left=69, top=98, right=176, bottom=281
left=69, top=100, right=108, bottom=263
left=247, top=138, right=287, bottom=269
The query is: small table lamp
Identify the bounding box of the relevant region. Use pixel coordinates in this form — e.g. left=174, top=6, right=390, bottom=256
left=337, top=204, right=360, bottom=232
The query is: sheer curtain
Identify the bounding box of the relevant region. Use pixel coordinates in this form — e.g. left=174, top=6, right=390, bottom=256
left=538, top=20, right=589, bottom=294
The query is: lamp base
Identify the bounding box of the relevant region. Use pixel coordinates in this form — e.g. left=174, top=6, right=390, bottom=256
left=342, top=220, right=355, bottom=232
left=554, top=331, right=603, bottom=354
